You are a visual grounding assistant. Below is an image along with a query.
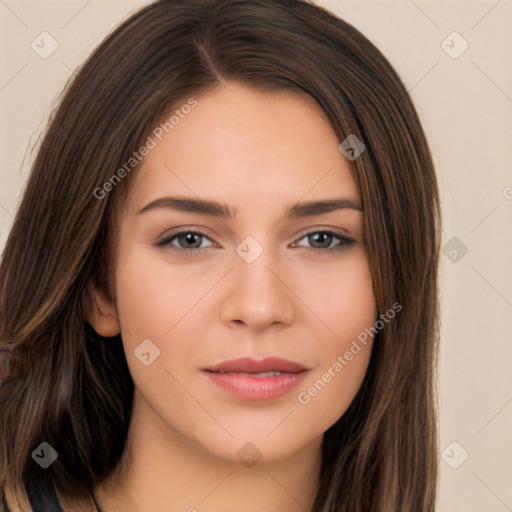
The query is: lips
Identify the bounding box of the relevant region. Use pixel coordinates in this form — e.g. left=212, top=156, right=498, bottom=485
left=204, top=357, right=308, bottom=374
left=203, top=357, right=309, bottom=401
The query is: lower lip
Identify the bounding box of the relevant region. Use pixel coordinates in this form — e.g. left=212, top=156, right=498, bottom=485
left=204, top=371, right=308, bottom=401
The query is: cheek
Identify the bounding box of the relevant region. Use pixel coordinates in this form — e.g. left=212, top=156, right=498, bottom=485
left=112, top=248, right=202, bottom=381
left=297, top=249, right=376, bottom=342
left=293, top=251, right=376, bottom=427
left=114, top=246, right=210, bottom=338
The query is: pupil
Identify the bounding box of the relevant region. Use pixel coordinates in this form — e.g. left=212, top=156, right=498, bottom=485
left=180, top=233, right=200, bottom=248
left=310, top=232, right=331, bottom=248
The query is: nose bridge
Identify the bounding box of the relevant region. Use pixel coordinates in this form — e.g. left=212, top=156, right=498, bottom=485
left=219, top=236, right=296, bottom=329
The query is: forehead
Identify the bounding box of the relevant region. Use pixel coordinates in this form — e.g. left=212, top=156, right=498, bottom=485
left=126, top=83, right=359, bottom=213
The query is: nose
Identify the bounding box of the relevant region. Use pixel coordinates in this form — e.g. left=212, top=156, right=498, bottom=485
left=219, top=246, right=297, bottom=332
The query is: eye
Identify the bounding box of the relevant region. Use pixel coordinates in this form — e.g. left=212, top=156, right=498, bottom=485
left=293, top=230, right=355, bottom=252
left=154, top=230, right=214, bottom=255
left=154, top=228, right=355, bottom=256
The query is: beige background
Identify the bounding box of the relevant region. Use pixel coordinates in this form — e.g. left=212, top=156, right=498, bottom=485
left=1, top=1, right=511, bottom=510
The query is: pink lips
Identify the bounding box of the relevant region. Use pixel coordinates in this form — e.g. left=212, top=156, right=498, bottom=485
left=203, top=357, right=309, bottom=401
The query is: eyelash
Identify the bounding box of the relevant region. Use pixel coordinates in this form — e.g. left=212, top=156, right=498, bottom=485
left=154, top=228, right=355, bottom=256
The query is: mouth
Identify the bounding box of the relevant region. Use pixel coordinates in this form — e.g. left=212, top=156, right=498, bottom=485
left=203, top=357, right=310, bottom=401
left=204, top=356, right=309, bottom=374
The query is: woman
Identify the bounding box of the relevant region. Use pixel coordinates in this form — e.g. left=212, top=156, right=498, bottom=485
left=0, top=0, right=441, bottom=510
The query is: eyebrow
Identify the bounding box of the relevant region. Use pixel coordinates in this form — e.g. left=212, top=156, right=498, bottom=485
left=137, top=196, right=362, bottom=218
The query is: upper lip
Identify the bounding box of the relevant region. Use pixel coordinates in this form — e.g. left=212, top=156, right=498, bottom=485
left=204, top=357, right=309, bottom=374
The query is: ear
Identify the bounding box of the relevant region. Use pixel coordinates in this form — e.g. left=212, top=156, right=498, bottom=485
left=85, top=281, right=121, bottom=337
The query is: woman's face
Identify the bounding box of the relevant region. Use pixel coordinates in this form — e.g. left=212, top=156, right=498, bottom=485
left=97, top=82, right=377, bottom=464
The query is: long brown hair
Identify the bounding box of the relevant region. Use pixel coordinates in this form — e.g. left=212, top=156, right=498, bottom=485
left=0, top=0, right=441, bottom=510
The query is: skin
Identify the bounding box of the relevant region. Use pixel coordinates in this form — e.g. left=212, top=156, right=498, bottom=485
left=85, top=82, right=377, bottom=512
